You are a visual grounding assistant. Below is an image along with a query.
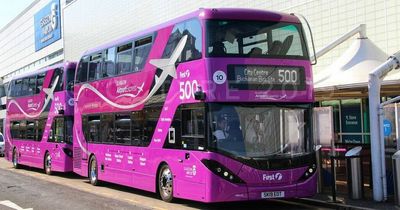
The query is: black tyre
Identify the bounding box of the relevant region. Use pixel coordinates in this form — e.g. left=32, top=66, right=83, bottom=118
left=89, top=156, right=99, bottom=186
left=12, top=149, right=19, bottom=169
left=158, top=164, right=174, bottom=202
left=44, top=153, right=52, bottom=175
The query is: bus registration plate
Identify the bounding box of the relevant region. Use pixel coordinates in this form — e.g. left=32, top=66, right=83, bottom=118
left=261, top=191, right=285, bottom=199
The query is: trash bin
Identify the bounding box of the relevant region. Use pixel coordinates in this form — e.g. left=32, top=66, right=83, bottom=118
left=392, top=150, right=400, bottom=206
left=345, top=146, right=363, bottom=199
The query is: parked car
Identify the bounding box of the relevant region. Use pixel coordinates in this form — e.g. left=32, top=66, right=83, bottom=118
left=0, top=133, right=4, bottom=157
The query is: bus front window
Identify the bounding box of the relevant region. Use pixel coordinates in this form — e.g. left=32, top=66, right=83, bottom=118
left=209, top=103, right=312, bottom=158
left=206, top=20, right=308, bottom=59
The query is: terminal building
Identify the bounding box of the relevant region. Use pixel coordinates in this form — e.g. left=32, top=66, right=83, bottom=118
left=1, top=0, right=400, bottom=199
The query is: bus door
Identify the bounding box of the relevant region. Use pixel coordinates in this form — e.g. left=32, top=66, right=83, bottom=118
left=50, top=117, right=73, bottom=162
left=111, top=113, right=134, bottom=184
left=26, top=120, right=40, bottom=165
left=170, top=105, right=206, bottom=200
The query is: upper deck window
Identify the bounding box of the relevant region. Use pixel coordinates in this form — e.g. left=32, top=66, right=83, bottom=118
left=36, top=73, right=46, bottom=94
left=28, top=76, right=36, bottom=95
left=162, top=19, right=202, bottom=62
left=133, top=36, right=152, bottom=72
left=102, top=47, right=116, bottom=78
left=206, top=20, right=308, bottom=59
left=77, top=56, right=89, bottom=83
left=88, top=53, right=102, bottom=81
left=49, top=68, right=64, bottom=92
left=66, top=67, right=75, bottom=91
left=116, top=43, right=133, bottom=75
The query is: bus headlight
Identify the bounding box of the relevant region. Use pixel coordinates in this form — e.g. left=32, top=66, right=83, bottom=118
left=299, top=164, right=317, bottom=181
left=201, top=159, right=245, bottom=184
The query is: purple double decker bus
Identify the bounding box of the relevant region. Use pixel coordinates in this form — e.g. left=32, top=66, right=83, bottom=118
left=73, top=8, right=316, bottom=202
left=5, top=62, right=76, bottom=175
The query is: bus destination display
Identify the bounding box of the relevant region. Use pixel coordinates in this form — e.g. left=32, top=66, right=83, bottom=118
left=227, top=65, right=305, bottom=90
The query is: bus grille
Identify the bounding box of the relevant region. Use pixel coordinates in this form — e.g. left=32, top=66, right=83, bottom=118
left=73, top=147, right=82, bottom=169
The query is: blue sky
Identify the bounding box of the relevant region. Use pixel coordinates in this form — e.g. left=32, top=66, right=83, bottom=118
left=0, top=0, right=35, bottom=30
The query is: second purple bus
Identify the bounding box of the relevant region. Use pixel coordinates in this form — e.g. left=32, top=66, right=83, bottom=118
left=73, top=8, right=316, bottom=202
left=5, top=62, right=76, bottom=175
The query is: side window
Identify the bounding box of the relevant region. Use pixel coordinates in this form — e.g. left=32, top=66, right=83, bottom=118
left=66, top=68, right=75, bottom=91
left=102, top=47, right=116, bottom=78
left=164, top=104, right=205, bottom=150
left=28, top=76, right=36, bottom=95
left=86, top=115, right=100, bottom=143
left=65, top=117, right=73, bottom=144
left=14, top=79, right=22, bottom=97
left=21, top=77, right=30, bottom=96
left=8, top=81, right=14, bottom=97
left=101, top=114, right=114, bottom=144
left=116, top=43, right=133, bottom=75
left=88, top=53, right=102, bottom=81
left=164, top=109, right=182, bottom=149
left=36, top=119, right=45, bottom=141
left=115, top=113, right=131, bottom=145
left=26, top=121, right=36, bottom=140
left=49, top=68, right=64, bottom=92
left=19, top=121, right=26, bottom=139
left=36, top=73, right=45, bottom=94
left=131, top=111, right=145, bottom=146
left=11, top=121, right=21, bottom=139
left=49, top=118, right=64, bottom=143
left=162, top=19, right=202, bottom=62
left=182, top=108, right=205, bottom=137
left=143, top=106, right=162, bottom=147
left=76, top=56, right=89, bottom=83
left=181, top=106, right=205, bottom=150
left=133, top=36, right=152, bottom=72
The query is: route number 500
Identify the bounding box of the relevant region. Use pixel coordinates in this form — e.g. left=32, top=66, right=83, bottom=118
left=179, top=80, right=199, bottom=100
left=278, top=70, right=298, bottom=83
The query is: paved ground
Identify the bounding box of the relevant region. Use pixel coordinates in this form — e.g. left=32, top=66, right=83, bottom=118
left=0, top=158, right=329, bottom=210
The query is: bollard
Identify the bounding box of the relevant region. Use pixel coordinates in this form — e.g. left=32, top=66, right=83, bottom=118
left=345, top=146, right=363, bottom=199
left=392, top=150, right=400, bottom=206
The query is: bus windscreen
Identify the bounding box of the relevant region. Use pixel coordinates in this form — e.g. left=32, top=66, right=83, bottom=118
left=206, top=20, right=308, bottom=59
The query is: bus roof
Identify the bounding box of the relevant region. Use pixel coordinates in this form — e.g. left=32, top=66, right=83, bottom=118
left=10, top=61, right=76, bottom=81
left=82, top=8, right=301, bottom=57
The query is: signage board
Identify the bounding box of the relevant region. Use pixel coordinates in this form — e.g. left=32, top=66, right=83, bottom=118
left=227, top=65, right=305, bottom=90
left=34, top=0, right=61, bottom=51
left=341, top=103, right=362, bottom=143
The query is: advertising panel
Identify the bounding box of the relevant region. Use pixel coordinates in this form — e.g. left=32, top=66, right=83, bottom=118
left=34, top=0, right=61, bottom=51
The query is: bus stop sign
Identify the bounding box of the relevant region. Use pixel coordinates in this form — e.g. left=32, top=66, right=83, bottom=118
left=383, top=119, right=392, bottom=137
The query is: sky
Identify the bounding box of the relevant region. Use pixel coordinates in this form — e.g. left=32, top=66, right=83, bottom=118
left=0, top=0, right=35, bottom=30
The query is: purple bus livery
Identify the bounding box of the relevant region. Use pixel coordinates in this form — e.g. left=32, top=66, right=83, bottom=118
left=5, top=62, right=76, bottom=175
left=73, top=8, right=316, bottom=202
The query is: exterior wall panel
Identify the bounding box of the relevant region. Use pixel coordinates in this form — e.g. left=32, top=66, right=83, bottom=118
left=0, top=0, right=65, bottom=82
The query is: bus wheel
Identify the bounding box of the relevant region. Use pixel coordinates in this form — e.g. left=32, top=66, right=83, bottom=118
left=158, top=164, right=174, bottom=202
left=44, top=153, right=52, bottom=175
left=12, top=149, right=19, bottom=169
left=89, top=156, right=99, bottom=186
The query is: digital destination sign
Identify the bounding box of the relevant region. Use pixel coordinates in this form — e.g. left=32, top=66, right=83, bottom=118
left=227, top=65, right=305, bottom=90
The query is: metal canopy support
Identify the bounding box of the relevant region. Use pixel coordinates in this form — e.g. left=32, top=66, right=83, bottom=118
left=368, top=51, right=400, bottom=201
left=311, top=24, right=366, bottom=61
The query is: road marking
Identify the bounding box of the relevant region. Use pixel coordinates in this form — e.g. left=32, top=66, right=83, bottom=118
left=0, top=200, right=33, bottom=210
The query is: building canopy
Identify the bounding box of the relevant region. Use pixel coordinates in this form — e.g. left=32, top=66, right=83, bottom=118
left=314, top=38, right=400, bottom=100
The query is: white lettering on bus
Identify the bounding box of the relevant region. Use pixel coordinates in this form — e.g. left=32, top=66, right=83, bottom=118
left=263, top=173, right=283, bottom=181
left=179, top=80, right=199, bottom=100
left=180, top=69, right=191, bottom=78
